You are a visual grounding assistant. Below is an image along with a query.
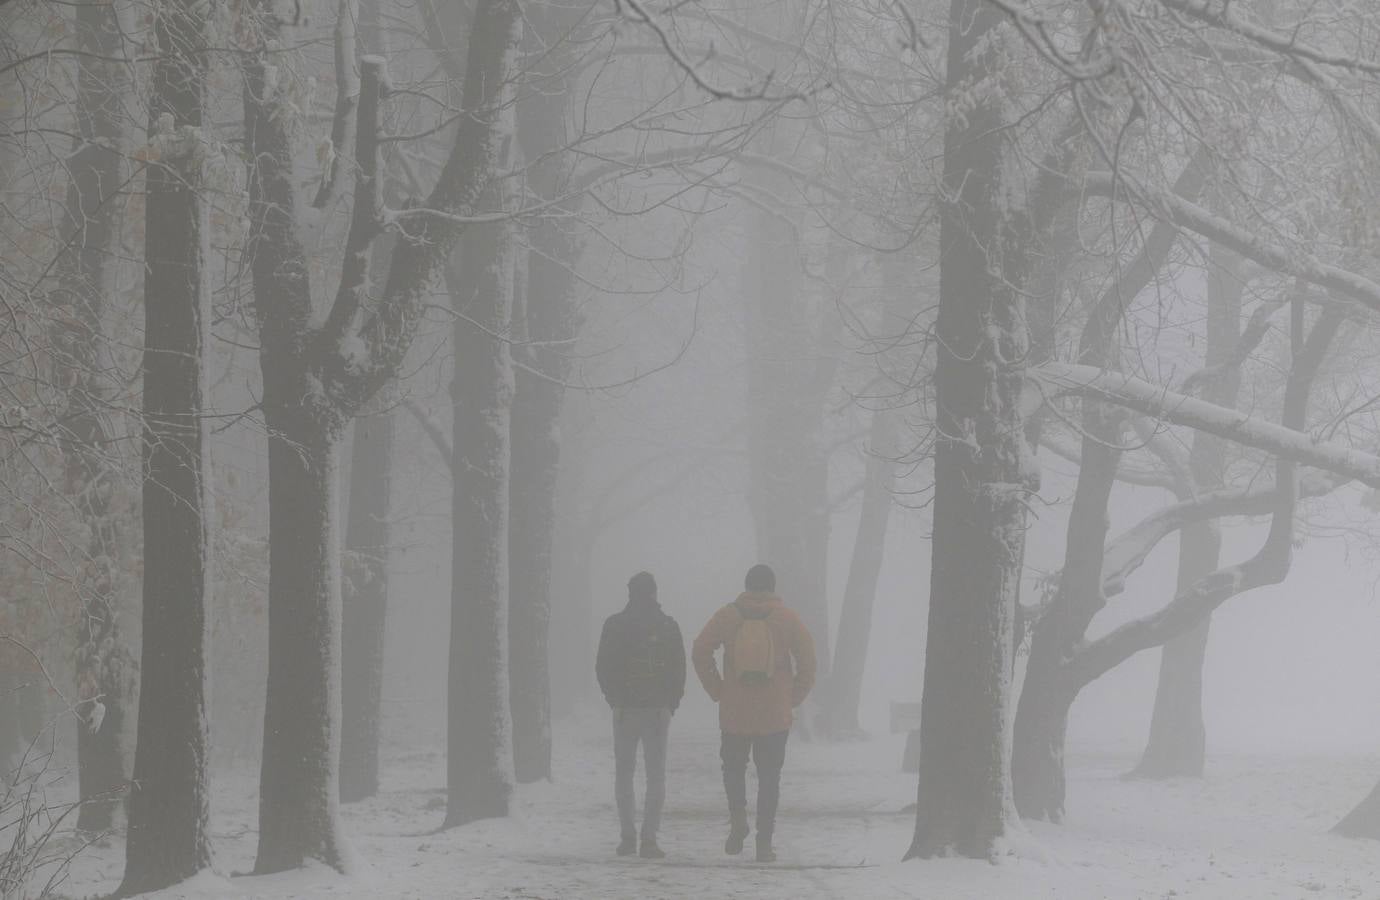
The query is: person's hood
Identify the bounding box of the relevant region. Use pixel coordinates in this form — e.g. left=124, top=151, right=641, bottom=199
left=734, top=591, right=783, bottom=616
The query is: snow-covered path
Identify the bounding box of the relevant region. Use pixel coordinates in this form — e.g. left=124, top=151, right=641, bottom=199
left=59, top=711, right=1380, bottom=899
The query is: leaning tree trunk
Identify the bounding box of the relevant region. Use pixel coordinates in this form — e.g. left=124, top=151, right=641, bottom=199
left=1134, top=246, right=1244, bottom=779
left=339, top=408, right=395, bottom=803
left=1015, top=306, right=1337, bottom=823
left=445, top=191, right=518, bottom=825
left=119, top=0, right=213, bottom=892
left=53, top=0, right=130, bottom=835
left=1336, top=778, right=1380, bottom=839
left=907, top=0, right=1027, bottom=860
left=821, top=409, right=896, bottom=737
left=1013, top=359, right=1122, bottom=823
left=1013, top=151, right=1210, bottom=821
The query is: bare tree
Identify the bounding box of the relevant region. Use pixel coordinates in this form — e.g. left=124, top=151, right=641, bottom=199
left=119, top=0, right=214, bottom=891
left=238, top=0, right=525, bottom=868
left=50, top=0, right=132, bottom=836
left=440, top=0, right=525, bottom=828
left=1131, top=246, right=1246, bottom=780
left=906, top=0, right=1032, bottom=859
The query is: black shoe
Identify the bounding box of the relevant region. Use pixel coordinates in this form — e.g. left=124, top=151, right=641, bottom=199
left=639, top=839, right=665, bottom=859
left=725, top=810, right=749, bottom=855
left=755, top=840, right=776, bottom=863
left=616, top=837, right=637, bottom=856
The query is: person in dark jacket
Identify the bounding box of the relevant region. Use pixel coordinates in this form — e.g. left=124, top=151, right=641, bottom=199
left=596, top=571, right=687, bottom=858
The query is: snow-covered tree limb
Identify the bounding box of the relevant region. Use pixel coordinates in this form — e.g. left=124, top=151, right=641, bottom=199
left=1031, top=363, right=1380, bottom=487
left=1067, top=309, right=1345, bottom=689
left=1099, top=471, right=1347, bottom=600
left=1082, top=172, right=1380, bottom=314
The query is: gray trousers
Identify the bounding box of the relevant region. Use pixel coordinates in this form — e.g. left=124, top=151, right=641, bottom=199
left=613, top=707, right=671, bottom=841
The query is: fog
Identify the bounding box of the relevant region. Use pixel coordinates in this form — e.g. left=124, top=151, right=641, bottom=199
left=4, top=0, right=1380, bottom=897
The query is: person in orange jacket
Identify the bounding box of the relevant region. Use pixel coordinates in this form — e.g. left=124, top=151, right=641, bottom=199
left=692, top=564, right=816, bottom=862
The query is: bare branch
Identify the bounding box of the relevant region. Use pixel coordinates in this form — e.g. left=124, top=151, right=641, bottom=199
left=1031, top=362, right=1380, bottom=487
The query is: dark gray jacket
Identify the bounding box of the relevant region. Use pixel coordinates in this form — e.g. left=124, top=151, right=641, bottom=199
left=596, top=600, right=686, bottom=711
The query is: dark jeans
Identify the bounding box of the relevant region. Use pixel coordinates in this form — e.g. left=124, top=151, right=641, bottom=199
left=720, top=730, right=789, bottom=841
left=614, top=707, right=671, bottom=841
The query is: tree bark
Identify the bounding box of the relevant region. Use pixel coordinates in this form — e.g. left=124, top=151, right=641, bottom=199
left=445, top=196, right=518, bottom=827
left=52, top=0, right=130, bottom=836
left=1011, top=150, right=1200, bottom=821
left=256, top=420, right=350, bottom=873
left=237, top=0, right=522, bottom=867
left=1133, top=247, right=1244, bottom=779
left=821, top=409, right=896, bottom=737
left=120, top=0, right=213, bottom=891
left=907, top=0, right=1027, bottom=860
left=339, top=409, right=395, bottom=803
left=435, top=0, right=524, bottom=829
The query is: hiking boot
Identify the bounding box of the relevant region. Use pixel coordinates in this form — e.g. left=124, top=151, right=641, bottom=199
left=755, top=839, right=776, bottom=863
left=639, top=839, right=665, bottom=859
left=725, top=808, right=749, bottom=855
left=616, top=836, right=637, bottom=856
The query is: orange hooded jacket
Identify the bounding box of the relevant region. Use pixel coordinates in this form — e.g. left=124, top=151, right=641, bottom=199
left=692, top=591, right=816, bottom=736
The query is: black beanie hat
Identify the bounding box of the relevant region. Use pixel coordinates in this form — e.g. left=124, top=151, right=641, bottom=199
left=628, top=571, right=657, bottom=603
left=744, top=563, right=776, bottom=593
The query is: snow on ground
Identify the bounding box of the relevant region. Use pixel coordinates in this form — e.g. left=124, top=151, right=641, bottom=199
left=55, top=712, right=1380, bottom=899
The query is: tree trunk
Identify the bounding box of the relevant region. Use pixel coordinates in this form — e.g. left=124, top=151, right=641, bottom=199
left=52, top=0, right=130, bottom=836
left=508, top=31, right=585, bottom=776
left=337, top=0, right=401, bottom=806
left=255, top=416, right=350, bottom=873
left=744, top=198, right=833, bottom=680
left=339, top=409, right=395, bottom=803
left=549, top=511, right=597, bottom=717
left=445, top=181, right=518, bottom=826
left=1013, top=398, right=1120, bottom=822
left=1336, top=778, right=1380, bottom=839
left=1010, top=674, right=1075, bottom=824
left=237, top=0, right=521, bottom=868
left=120, top=0, right=213, bottom=891
left=907, top=0, right=1027, bottom=860
left=821, top=410, right=896, bottom=737
left=1134, top=247, right=1244, bottom=778
left=508, top=350, right=562, bottom=784
left=1131, top=524, right=1217, bottom=778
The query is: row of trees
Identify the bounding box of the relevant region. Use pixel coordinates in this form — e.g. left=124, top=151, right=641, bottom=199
left=5, top=0, right=1380, bottom=894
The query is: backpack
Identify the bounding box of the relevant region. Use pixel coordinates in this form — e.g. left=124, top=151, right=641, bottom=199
left=731, top=605, right=775, bottom=684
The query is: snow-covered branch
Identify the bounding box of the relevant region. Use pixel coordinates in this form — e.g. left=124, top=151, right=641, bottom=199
left=1082, top=172, right=1380, bottom=314
left=1031, top=363, right=1380, bottom=487
left=1099, top=472, right=1346, bottom=600
left=1159, top=0, right=1380, bottom=77
left=1067, top=310, right=1346, bottom=688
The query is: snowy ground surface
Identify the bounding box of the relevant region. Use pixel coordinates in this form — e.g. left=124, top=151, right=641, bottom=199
left=55, top=710, right=1380, bottom=899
